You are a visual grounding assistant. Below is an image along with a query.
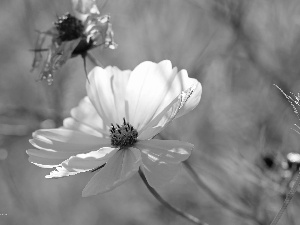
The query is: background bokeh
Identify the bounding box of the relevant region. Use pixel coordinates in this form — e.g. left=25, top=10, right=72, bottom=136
left=1, top=0, right=300, bottom=224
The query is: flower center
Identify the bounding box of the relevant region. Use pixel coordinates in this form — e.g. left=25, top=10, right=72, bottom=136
left=110, top=118, right=138, bottom=148
left=55, top=13, right=84, bottom=42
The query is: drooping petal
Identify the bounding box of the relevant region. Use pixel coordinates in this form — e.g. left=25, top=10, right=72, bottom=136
left=126, top=60, right=177, bottom=131
left=138, top=81, right=202, bottom=140
left=67, top=96, right=110, bottom=137
left=29, top=128, right=111, bottom=154
left=86, top=66, right=131, bottom=125
left=85, top=14, right=117, bottom=50
left=31, top=31, right=47, bottom=71
left=138, top=139, right=192, bottom=188
left=82, top=148, right=141, bottom=196
left=45, top=147, right=117, bottom=178
left=72, top=0, right=100, bottom=22
left=40, top=39, right=81, bottom=85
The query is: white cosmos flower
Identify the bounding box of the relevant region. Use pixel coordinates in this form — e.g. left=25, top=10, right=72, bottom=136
left=27, top=60, right=202, bottom=196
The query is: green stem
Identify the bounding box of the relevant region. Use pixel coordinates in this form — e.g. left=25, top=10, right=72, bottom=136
left=138, top=168, right=208, bottom=225
left=270, top=170, right=300, bottom=225
left=183, top=161, right=264, bottom=225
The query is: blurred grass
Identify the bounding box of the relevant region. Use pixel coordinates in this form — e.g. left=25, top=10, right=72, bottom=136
left=1, top=0, right=300, bottom=224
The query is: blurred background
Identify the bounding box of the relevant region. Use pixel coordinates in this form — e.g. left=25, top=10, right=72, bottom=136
left=1, top=0, right=300, bottom=224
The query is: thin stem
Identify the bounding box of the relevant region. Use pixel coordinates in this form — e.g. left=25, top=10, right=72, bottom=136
left=138, top=169, right=208, bottom=225
left=270, top=170, right=300, bottom=225
left=86, top=52, right=103, bottom=68
left=183, top=161, right=264, bottom=225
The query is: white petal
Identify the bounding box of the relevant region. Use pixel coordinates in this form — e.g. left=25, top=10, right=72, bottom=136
left=138, top=139, right=192, bottom=188
left=82, top=148, right=141, bottom=196
left=126, top=60, right=176, bottom=131
left=135, top=139, right=193, bottom=163
left=46, top=166, right=81, bottom=178
left=27, top=128, right=111, bottom=169
left=107, top=66, right=131, bottom=124
left=63, top=117, right=106, bottom=138
left=28, top=156, right=62, bottom=168
left=27, top=148, right=76, bottom=159
left=87, top=67, right=130, bottom=125
left=138, top=81, right=202, bottom=139
left=62, top=147, right=117, bottom=171
left=175, top=78, right=202, bottom=119
left=68, top=96, right=110, bottom=136
left=45, top=147, right=118, bottom=178
left=30, top=128, right=110, bottom=153
left=141, top=158, right=182, bottom=189
left=87, top=67, right=117, bottom=124
left=152, top=69, right=201, bottom=120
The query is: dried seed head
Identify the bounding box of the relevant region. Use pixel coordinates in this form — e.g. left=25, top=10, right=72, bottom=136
left=55, top=13, right=84, bottom=42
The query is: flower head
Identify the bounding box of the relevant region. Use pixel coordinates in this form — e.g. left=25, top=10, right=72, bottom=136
left=31, top=0, right=117, bottom=85
left=27, top=60, right=202, bottom=196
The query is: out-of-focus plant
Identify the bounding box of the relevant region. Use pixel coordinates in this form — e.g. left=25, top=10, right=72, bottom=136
left=31, top=0, right=117, bottom=85
left=263, top=85, right=300, bottom=225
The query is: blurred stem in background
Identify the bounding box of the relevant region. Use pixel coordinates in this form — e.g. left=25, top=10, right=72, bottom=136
left=183, top=160, right=264, bottom=225
left=270, top=170, right=300, bottom=225
left=138, top=168, right=208, bottom=225
left=156, top=132, right=264, bottom=224
left=269, top=86, right=300, bottom=225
